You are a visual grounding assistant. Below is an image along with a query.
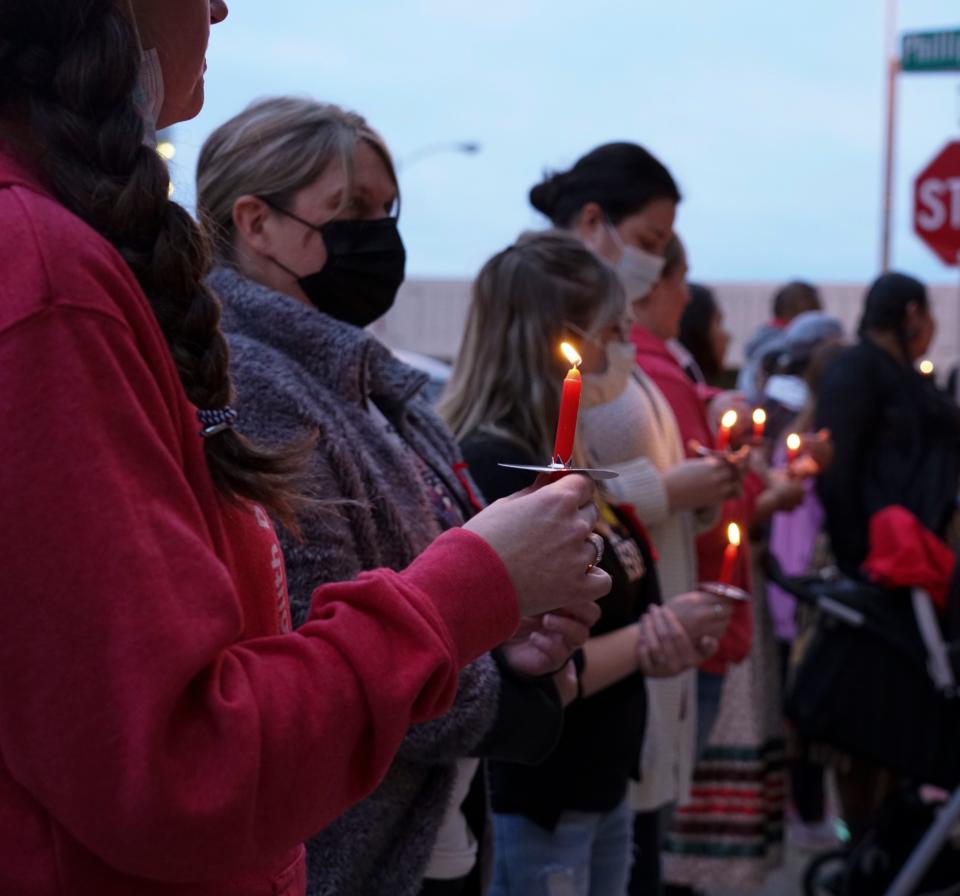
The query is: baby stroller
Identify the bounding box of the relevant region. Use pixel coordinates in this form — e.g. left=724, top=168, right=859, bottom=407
left=765, top=507, right=960, bottom=896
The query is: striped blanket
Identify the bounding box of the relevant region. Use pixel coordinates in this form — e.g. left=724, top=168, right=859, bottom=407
left=663, top=563, right=787, bottom=890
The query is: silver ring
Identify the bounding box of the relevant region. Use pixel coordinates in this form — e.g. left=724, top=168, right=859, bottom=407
left=585, top=533, right=604, bottom=573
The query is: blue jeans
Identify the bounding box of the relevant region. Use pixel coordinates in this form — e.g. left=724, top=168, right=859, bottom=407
left=695, top=669, right=725, bottom=759
left=490, top=797, right=633, bottom=896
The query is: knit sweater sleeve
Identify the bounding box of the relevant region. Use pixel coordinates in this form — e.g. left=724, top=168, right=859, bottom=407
left=226, top=344, right=516, bottom=768
left=602, top=456, right=671, bottom=526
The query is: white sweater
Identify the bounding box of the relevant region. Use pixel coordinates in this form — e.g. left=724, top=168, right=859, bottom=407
left=580, top=368, right=715, bottom=811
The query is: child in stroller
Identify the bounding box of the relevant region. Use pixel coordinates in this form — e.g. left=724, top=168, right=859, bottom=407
left=767, top=506, right=960, bottom=896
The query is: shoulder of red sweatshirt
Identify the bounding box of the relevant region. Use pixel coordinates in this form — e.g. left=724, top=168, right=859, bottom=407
left=632, top=324, right=715, bottom=450
left=0, top=148, right=518, bottom=895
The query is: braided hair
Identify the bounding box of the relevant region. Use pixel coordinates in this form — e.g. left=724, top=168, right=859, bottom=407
left=0, top=0, right=306, bottom=529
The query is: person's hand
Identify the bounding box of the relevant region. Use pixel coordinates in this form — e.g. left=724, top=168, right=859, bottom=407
left=795, top=429, right=833, bottom=474
left=666, top=590, right=733, bottom=642
left=463, top=473, right=611, bottom=617
left=707, top=391, right=752, bottom=435
left=552, top=660, right=579, bottom=707
left=766, top=469, right=807, bottom=513
left=664, top=457, right=742, bottom=512
left=635, top=605, right=718, bottom=676
left=499, top=602, right=602, bottom=677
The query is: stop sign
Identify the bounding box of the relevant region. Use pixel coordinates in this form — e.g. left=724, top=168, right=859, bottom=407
left=914, top=141, right=960, bottom=266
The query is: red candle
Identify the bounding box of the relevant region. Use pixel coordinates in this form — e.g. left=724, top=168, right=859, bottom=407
left=752, top=408, right=767, bottom=441
left=786, top=432, right=802, bottom=463
left=553, top=342, right=582, bottom=466
left=717, top=410, right=738, bottom=451
left=718, top=522, right=741, bottom=585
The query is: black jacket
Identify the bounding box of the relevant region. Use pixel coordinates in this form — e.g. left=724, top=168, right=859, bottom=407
left=462, top=430, right=661, bottom=829
left=815, top=339, right=960, bottom=576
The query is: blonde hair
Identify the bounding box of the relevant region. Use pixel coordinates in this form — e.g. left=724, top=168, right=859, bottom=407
left=439, top=230, right=625, bottom=461
left=196, top=96, right=397, bottom=262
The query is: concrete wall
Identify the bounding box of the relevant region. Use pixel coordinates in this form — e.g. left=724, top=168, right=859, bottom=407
left=370, top=279, right=960, bottom=373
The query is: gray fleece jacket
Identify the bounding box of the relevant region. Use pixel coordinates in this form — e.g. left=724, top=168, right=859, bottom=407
left=212, top=266, right=558, bottom=896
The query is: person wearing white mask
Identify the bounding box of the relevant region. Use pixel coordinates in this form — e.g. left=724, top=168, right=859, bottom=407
left=530, top=147, right=742, bottom=895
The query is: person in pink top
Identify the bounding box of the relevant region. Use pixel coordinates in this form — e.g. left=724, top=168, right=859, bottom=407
left=0, top=3, right=610, bottom=894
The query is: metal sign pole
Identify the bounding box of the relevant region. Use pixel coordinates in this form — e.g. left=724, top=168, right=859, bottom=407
left=881, top=0, right=899, bottom=272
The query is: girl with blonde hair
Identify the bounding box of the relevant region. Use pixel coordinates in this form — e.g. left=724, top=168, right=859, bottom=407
left=442, top=230, right=731, bottom=896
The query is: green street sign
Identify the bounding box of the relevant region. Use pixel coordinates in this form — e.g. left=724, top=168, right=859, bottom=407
left=902, top=29, right=960, bottom=72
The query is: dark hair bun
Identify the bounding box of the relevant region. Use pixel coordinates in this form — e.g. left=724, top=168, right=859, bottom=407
left=529, top=171, right=565, bottom=219
left=528, top=142, right=680, bottom=228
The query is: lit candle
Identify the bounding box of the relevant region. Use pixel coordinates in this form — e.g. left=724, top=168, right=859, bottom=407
left=919, top=359, right=935, bottom=377
left=717, top=410, right=738, bottom=451
left=786, top=432, right=802, bottom=463
left=553, top=342, right=582, bottom=466
left=752, top=408, right=767, bottom=441
left=718, top=522, right=741, bottom=585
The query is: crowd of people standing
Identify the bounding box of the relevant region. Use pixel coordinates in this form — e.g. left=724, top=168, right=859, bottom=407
left=3, top=3, right=960, bottom=896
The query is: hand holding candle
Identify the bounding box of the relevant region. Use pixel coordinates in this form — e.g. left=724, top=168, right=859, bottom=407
left=553, top=342, right=583, bottom=467
left=718, top=522, right=741, bottom=585
left=717, top=410, right=738, bottom=452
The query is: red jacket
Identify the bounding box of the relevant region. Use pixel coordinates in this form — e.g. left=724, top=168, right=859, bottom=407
left=0, top=150, right=519, bottom=895
left=632, top=326, right=754, bottom=674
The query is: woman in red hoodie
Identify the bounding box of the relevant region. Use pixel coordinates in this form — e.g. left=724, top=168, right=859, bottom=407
left=0, top=3, right=610, bottom=894
left=635, top=237, right=804, bottom=894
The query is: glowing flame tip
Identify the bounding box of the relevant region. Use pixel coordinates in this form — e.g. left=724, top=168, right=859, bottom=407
left=786, top=433, right=802, bottom=451
left=720, top=409, right=738, bottom=428
left=727, top=522, right=741, bottom=547
left=560, top=342, right=582, bottom=368
left=752, top=408, right=767, bottom=425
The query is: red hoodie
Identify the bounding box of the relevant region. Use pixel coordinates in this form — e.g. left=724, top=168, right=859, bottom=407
left=0, top=150, right=519, bottom=895
left=631, top=326, right=756, bottom=675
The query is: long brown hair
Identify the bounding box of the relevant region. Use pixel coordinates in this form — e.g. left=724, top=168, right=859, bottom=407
left=0, top=0, right=305, bottom=528
left=439, top=230, right=624, bottom=460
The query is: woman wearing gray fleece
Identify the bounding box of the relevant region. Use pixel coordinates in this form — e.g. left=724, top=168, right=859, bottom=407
left=197, top=98, right=595, bottom=896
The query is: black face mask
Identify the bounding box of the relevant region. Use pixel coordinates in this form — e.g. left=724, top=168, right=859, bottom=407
left=264, top=201, right=406, bottom=328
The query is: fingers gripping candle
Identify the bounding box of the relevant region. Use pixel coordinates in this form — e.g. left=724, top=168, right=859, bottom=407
left=553, top=342, right=582, bottom=467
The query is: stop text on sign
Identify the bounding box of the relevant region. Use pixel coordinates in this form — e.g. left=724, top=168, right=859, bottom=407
left=914, top=142, right=960, bottom=266
left=916, top=177, right=960, bottom=231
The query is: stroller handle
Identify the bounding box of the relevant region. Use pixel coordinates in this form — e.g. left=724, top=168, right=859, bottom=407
left=763, top=549, right=867, bottom=627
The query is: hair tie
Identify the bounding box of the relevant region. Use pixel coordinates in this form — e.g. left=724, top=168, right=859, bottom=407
left=197, top=406, right=239, bottom=438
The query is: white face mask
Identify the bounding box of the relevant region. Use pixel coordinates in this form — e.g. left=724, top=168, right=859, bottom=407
left=133, top=48, right=165, bottom=145
left=582, top=341, right=637, bottom=408
left=606, top=221, right=665, bottom=303
left=764, top=374, right=809, bottom=411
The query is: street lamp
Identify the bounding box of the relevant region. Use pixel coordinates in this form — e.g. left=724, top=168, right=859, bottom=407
left=397, top=141, right=482, bottom=172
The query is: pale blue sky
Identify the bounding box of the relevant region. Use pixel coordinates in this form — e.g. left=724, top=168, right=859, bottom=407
left=167, top=1, right=960, bottom=283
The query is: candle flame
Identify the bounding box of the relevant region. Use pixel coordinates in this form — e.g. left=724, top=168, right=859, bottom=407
left=720, top=409, right=738, bottom=429
left=752, top=408, right=767, bottom=426
left=560, top=342, right=582, bottom=368
left=786, top=433, right=802, bottom=452
left=920, top=359, right=935, bottom=376
left=727, top=522, right=741, bottom=547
